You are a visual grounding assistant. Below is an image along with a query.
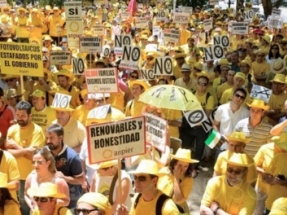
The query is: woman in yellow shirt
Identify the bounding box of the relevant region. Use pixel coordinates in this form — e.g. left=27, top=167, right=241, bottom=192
left=15, top=7, right=29, bottom=43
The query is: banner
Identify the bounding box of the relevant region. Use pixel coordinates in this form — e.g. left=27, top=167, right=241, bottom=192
left=79, top=36, right=102, bottom=53
left=50, top=51, right=71, bottom=65
left=85, top=68, right=118, bottom=93
left=0, top=43, right=43, bottom=77
left=163, top=29, right=179, bottom=43
left=87, top=117, right=146, bottom=163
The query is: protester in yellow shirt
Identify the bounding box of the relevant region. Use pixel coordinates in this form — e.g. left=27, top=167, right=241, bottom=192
left=47, top=7, right=65, bottom=45
left=15, top=7, right=29, bottom=43
left=251, top=49, right=269, bottom=87
left=27, top=8, right=43, bottom=42
left=217, top=69, right=235, bottom=100
left=179, top=24, right=191, bottom=46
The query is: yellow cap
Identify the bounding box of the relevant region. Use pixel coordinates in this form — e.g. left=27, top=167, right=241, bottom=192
left=30, top=89, right=45, bottom=98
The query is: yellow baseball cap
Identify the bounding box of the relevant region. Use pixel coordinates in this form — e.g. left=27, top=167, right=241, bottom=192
left=30, top=89, right=46, bottom=98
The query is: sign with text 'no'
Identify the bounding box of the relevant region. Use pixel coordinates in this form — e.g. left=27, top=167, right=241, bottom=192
left=72, top=57, right=85, bottom=75
left=114, top=35, right=132, bottom=55
left=213, top=35, right=230, bottom=48
left=154, top=57, right=173, bottom=76
left=203, top=45, right=225, bottom=61
left=140, top=69, right=156, bottom=80
left=119, top=45, right=141, bottom=70
left=250, top=84, right=272, bottom=103
left=87, top=116, right=146, bottom=163
left=52, top=93, right=72, bottom=109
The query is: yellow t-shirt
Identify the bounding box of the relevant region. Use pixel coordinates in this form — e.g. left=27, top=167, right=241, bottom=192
left=110, top=90, right=125, bottom=113
left=161, top=109, right=182, bottom=138
left=217, top=82, right=233, bottom=100
left=172, top=65, right=182, bottom=80
left=31, top=204, right=73, bottom=215
left=48, top=14, right=66, bottom=37
left=195, top=92, right=215, bottom=111
left=125, top=99, right=146, bottom=117
left=72, top=105, right=91, bottom=126
left=265, top=153, right=287, bottom=210
left=4, top=200, right=21, bottom=215
left=201, top=176, right=256, bottom=215
left=253, top=143, right=283, bottom=194
left=130, top=191, right=180, bottom=215
left=6, top=122, right=45, bottom=179
left=179, top=29, right=191, bottom=46
left=251, top=61, right=270, bottom=80
left=31, top=106, right=56, bottom=131
left=16, top=16, right=30, bottom=38
left=212, top=77, right=223, bottom=93
left=267, top=92, right=287, bottom=125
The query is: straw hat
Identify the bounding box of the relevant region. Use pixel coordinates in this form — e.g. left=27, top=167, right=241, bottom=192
left=2, top=5, right=11, bottom=12
left=272, top=132, right=287, bottom=151
left=4, top=89, right=21, bottom=98
left=270, top=74, right=286, bottom=84
left=254, top=48, right=267, bottom=55
left=269, top=197, right=287, bottom=215
left=227, top=152, right=253, bottom=167
left=43, top=35, right=53, bottom=42
left=247, top=98, right=269, bottom=110
left=227, top=131, right=251, bottom=144
left=174, top=53, right=186, bottom=59
left=130, top=159, right=164, bottom=176
left=78, top=193, right=112, bottom=215
left=130, top=80, right=150, bottom=91
left=27, top=182, right=66, bottom=199
left=170, top=148, right=199, bottom=163
left=56, top=69, right=74, bottom=80
left=234, top=72, right=246, bottom=81
left=194, top=62, right=203, bottom=71
left=17, top=7, right=27, bottom=13
left=94, top=160, right=117, bottom=170
left=196, top=71, right=210, bottom=79
left=218, top=58, right=231, bottom=67
left=30, top=89, right=46, bottom=98
left=181, top=64, right=191, bottom=72
left=239, top=59, right=251, bottom=68
left=270, top=58, right=286, bottom=74
left=262, top=35, right=271, bottom=44
left=0, top=173, right=15, bottom=189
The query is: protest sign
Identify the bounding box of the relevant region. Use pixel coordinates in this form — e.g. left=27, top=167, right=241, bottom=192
left=143, top=113, right=167, bottom=152
left=231, top=22, right=249, bottom=35
left=92, top=25, right=105, bottom=36
left=87, top=117, right=146, bottom=163
left=250, top=84, right=272, bottom=103
left=0, top=1, right=7, bottom=7
left=268, top=16, right=283, bottom=29
left=52, top=93, right=72, bottom=109
left=173, top=12, right=190, bottom=24
left=85, top=68, right=118, bottom=93
left=243, top=10, right=254, bottom=21
left=203, top=19, right=213, bottom=31
left=209, top=0, right=219, bottom=5
left=50, top=51, right=71, bottom=65
left=119, top=46, right=141, bottom=70
left=140, top=69, right=156, bottom=80
left=153, top=26, right=161, bottom=36
left=79, top=36, right=102, bottom=53
left=181, top=6, right=193, bottom=14
left=203, top=45, right=225, bottom=61
left=121, top=12, right=130, bottom=19
left=156, top=10, right=166, bottom=21
left=72, top=57, right=85, bottom=75
left=0, top=42, right=43, bottom=77
left=272, top=8, right=281, bottom=17
left=183, top=108, right=207, bottom=128
left=102, top=45, right=111, bottom=57
left=154, top=57, right=173, bottom=76
left=163, top=29, right=179, bottom=43
left=135, top=17, right=147, bottom=28
left=114, top=35, right=132, bottom=55
left=213, top=35, right=230, bottom=48
left=88, top=105, right=111, bottom=120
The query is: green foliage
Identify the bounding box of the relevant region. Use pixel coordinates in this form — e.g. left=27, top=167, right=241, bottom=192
left=173, top=0, right=208, bottom=8
left=39, top=0, right=64, bottom=7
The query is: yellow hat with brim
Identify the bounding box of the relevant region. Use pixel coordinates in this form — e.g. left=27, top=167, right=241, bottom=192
left=272, top=132, right=287, bottom=151
left=270, top=74, right=286, bottom=84
left=27, top=182, right=66, bottom=199
left=234, top=72, right=246, bottom=81
left=239, top=59, right=251, bottom=68
left=170, top=148, right=199, bottom=163
left=218, top=58, right=231, bottom=66
left=30, top=89, right=46, bottom=98
left=129, top=159, right=165, bottom=176
left=2, top=5, right=11, bottom=12
left=0, top=173, right=16, bottom=189
left=56, top=69, right=74, bottom=80
left=194, top=62, right=203, bottom=71
left=247, top=98, right=269, bottom=110
left=1, top=75, right=19, bottom=80
left=4, top=88, right=21, bottom=98
left=227, top=131, right=251, bottom=144
left=77, top=193, right=112, bottom=215
left=51, top=104, right=74, bottom=112
left=270, top=58, right=286, bottom=74
left=140, top=34, right=149, bottom=40
left=80, top=89, right=88, bottom=98
left=262, top=35, right=271, bottom=44
left=227, top=152, right=253, bottom=167
left=174, top=53, right=186, bottom=59
left=269, top=197, right=287, bottom=215
left=43, top=35, right=53, bottom=42
left=130, top=80, right=150, bottom=91
left=196, top=71, right=210, bottom=79
left=254, top=48, right=267, bottom=55
left=94, top=160, right=118, bottom=170
left=17, top=7, right=27, bottom=13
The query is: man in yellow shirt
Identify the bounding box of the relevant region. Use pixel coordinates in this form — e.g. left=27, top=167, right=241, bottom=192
left=4, top=101, right=45, bottom=215
left=31, top=89, right=56, bottom=131
left=47, top=6, right=65, bottom=45
left=217, top=69, right=235, bottom=100
left=200, top=153, right=256, bottom=215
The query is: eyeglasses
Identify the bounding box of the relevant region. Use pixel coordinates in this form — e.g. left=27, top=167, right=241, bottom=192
left=272, top=47, right=279, bottom=50
left=130, top=75, right=138, bottom=79
left=234, top=93, right=246, bottom=100
left=227, top=167, right=244, bottom=175
left=32, top=160, right=43, bottom=165
left=75, top=208, right=99, bottom=215
left=146, top=57, right=154, bottom=61
left=5, top=79, right=15, bottom=82
left=197, top=82, right=208, bottom=87
left=33, top=197, right=54, bottom=203
left=134, top=175, right=147, bottom=182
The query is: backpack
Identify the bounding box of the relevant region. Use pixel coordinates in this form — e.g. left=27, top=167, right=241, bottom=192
left=133, top=193, right=185, bottom=215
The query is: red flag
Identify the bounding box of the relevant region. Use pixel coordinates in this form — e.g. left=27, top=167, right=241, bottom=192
left=127, top=0, right=137, bottom=16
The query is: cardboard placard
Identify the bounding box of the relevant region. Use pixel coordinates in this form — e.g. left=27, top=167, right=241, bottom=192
left=52, top=93, right=72, bottom=109
left=72, top=57, right=85, bottom=75
left=213, top=35, right=230, bottom=48
left=135, top=17, right=147, bottom=28
left=173, top=12, right=190, bottom=24
left=65, top=1, right=83, bottom=40
left=50, top=51, right=71, bottom=65
left=154, top=57, right=173, bottom=76
left=114, top=35, right=132, bottom=55
left=203, top=19, right=213, bottom=31
left=79, top=36, right=102, bottom=53
left=203, top=45, right=225, bottom=61
left=163, top=29, right=179, bottom=43
left=92, top=25, right=105, bottom=36
left=250, top=84, right=272, bottom=103
left=231, top=22, right=249, bottom=35
left=119, top=45, right=141, bottom=70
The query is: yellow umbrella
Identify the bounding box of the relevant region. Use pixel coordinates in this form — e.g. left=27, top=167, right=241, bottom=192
left=139, top=85, right=201, bottom=111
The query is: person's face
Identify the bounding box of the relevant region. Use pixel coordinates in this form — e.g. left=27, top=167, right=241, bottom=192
left=56, top=110, right=70, bottom=125
left=272, top=82, right=284, bottom=95
left=220, top=67, right=229, bottom=77
left=256, top=53, right=265, bottom=62
left=45, top=131, right=63, bottom=150
left=7, top=97, right=17, bottom=107
left=83, top=95, right=96, bottom=110
left=227, top=70, right=235, bottom=82
left=97, top=166, right=114, bottom=177
left=181, top=70, right=191, bottom=81
left=271, top=45, right=279, bottom=54
left=206, top=60, right=213, bottom=67
left=239, top=64, right=249, bottom=73
left=32, top=153, right=51, bottom=172
left=174, top=160, right=189, bottom=175
left=16, top=109, right=30, bottom=127
left=176, top=57, right=185, bottom=65
left=230, top=53, right=239, bottom=63
left=34, top=196, right=56, bottom=214
left=187, top=39, right=194, bottom=46
left=250, top=107, right=264, bottom=121
left=226, top=164, right=246, bottom=185
left=134, top=174, right=157, bottom=193
left=76, top=202, right=102, bottom=215
left=232, top=91, right=246, bottom=106
left=228, top=140, right=245, bottom=153
left=44, top=40, right=51, bottom=47
left=132, top=84, right=144, bottom=98
left=19, top=10, right=25, bottom=17
left=32, top=96, right=46, bottom=110
left=5, top=78, right=17, bottom=88
left=57, top=76, right=69, bottom=88
left=197, top=77, right=208, bottom=93
left=233, top=77, right=244, bottom=88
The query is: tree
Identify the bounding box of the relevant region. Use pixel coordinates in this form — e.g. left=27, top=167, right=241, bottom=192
left=262, top=0, right=284, bottom=18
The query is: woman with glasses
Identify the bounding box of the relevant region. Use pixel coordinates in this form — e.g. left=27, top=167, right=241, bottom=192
left=24, top=147, right=70, bottom=213
left=266, top=44, right=282, bottom=64
left=76, top=192, right=112, bottom=215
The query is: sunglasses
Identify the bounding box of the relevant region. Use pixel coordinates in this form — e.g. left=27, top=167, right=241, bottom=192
left=227, top=167, right=244, bottom=175
left=272, top=47, right=279, bottom=50
left=234, top=93, right=246, bottom=100
left=134, top=175, right=147, bottom=182
left=33, top=197, right=54, bottom=203
left=32, top=160, right=43, bottom=165
left=197, top=82, right=208, bottom=87
left=75, top=208, right=99, bottom=215
left=130, top=75, right=138, bottom=79
left=146, top=57, right=154, bottom=61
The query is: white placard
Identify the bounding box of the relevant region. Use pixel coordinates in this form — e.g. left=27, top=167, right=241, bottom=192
left=50, top=51, right=71, bottom=65
left=64, top=1, right=82, bottom=19
left=181, top=6, right=193, bottom=14
left=203, top=19, right=213, bottom=31
left=153, top=26, right=161, bottom=36
left=92, top=25, right=105, bottom=36
left=203, top=45, right=225, bottom=61
left=52, top=93, right=72, bottom=109
left=114, top=35, right=132, bottom=55
left=72, top=57, right=85, bottom=75
left=64, top=2, right=83, bottom=39
left=102, top=45, right=111, bottom=57
left=119, top=45, right=141, bottom=70
left=156, top=10, right=166, bottom=21
left=163, top=29, right=179, bottom=43
left=243, top=10, right=254, bottom=21
left=209, top=0, right=219, bottom=5
left=140, top=69, right=156, bottom=80
left=0, top=1, right=8, bottom=7
left=213, top=35, right=230, bottom=48
left=183, top=108, right=207, bottom=128
left=272, top=8, right=281, bottom=17
left=268, top=16, right=283, bottom=29
left=250, top=84, right=272, bottom=103
left=143, top=113, right=167, bottom=152
left=85, top=68, right=119, bottom=93
left=88, top=105, right=111, bottom=120
left=173, top=12, right=190, bottom=24
left=79, top=36, right=102, bottom=53
left=154, top=57, right=173, bottom=76
left=87, top=117, right=146, bottom=163
left=135, top=17, right=147, bottom=28
left=231, top=22, right=249, bottom=35
left=121, top=12, right=130, bottom=19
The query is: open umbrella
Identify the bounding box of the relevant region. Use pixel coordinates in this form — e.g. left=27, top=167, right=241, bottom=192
left=139, top=85, right=201, bottom=111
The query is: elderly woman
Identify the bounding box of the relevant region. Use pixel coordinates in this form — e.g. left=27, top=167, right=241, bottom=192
left=24, top=147, right=70, bottom=212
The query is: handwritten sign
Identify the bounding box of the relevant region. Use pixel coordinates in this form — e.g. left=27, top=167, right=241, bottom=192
left=79, top=36, right=102, bottom=53
left=173, top=12, right=190, bottom=24
left=52, top=93, right=72, bottom=109
left=163, top=29, right=179, bottom=43
left=250, top=84, right=272, bottom=103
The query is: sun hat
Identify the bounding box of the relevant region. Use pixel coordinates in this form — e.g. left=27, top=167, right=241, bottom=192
left=196, top=71, right=210, bottom=79
left=227, top=152, right=254, bottom=167
left=130, top=159, right=164, bottom=176
left=194, top=62, right=203, bottom=71
left=27, top=182, right=66, bottom=199
left=77, top=193, right=112, bottom=215
left=270, top=73, right=286, bottom=84
left=174, top=53, right=186, bottom=59
left=218, top=58, right=231, bottom=67
left=43, top=35, right=53, bottom=42
left=30, top=89, right=46, bottom=98
left=239, top=59, right=251, bottom=68
left=269, top=197, right=287, bottom=215
left=130, top=80, right=150, bottom=91
left=56, top=69, right=74, bottom=80
left=254, top=48, right=267, bottom=55
left=270, top=58, right=286, bottom=74
left=0, top=173, right=15, bottom=189
left=234, top=72, right=246, bottom=81
left=227, top=131, right=251, bottom=144
left=4, top=88, right=21, bottom=98
left=181, top=64, right=191, bottom=72
left=94, top=160, right=118, bottom=170
left=262, top=35, right=271, bottom=44
left=170, top=148, right=199, bottom=163
left=272, top=132, right=287, bottom=151
left=17, top=7, right=27, bottom=13
left=247, top=98, right=270, bottom=110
